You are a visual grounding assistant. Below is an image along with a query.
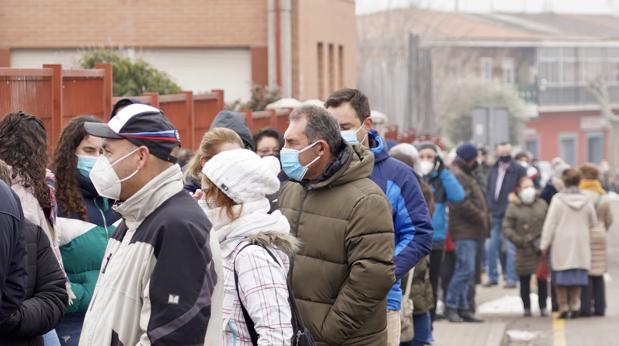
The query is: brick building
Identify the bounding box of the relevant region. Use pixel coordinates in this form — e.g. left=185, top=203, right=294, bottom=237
left=0, top=0, right=356, bottom=103
left=358, top=9, right=619, bottom=166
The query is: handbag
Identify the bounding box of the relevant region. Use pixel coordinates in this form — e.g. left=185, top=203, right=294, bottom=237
left=536, top=256, right=549, bottom=281
left=234, top=243, right=315, bottom=346
left=399, top=267, right=415, bottom=343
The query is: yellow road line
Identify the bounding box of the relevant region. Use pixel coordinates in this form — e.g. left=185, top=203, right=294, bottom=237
left=553, top=312, right=567, bottom=346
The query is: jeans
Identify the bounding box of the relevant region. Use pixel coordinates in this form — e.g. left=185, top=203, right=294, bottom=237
left=44, top=329, right=61, bottom=346
left=446, top=240, right=477, bottom=310
left=580, top=275, right=606, bottom=316
left=519, top=275, right=548, bottom=311
left=56, top=312, right=85, bottom=346
left=399, top=312, right=433, bottom=346
left=486, top=217, right=518, bottom=284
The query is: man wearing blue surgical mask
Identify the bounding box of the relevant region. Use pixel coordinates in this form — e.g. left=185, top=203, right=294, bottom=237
left=326, top=88, right=434, bottom=346
left=278, top=105, right=396, bottom=346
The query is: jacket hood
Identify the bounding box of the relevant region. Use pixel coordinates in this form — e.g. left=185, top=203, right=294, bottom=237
left=556, top=188, right=591, bottom=211
left=369, top=130, right=389, bottom=163
left=306, top=142, right=374, bottom=190
left=210, top=111, right=255, bottom=150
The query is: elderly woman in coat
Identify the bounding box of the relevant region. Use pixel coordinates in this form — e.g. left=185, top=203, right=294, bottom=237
left=540, top=169, right=597, bottom=319
left=503, top=176, right=548, bottom=317
left=578, top=164, right=613, bottom=317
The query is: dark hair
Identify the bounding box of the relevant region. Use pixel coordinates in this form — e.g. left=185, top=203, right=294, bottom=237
left=562, top=168, right=582, bottom=188
left=579, top=163, right=599, bottom=180
left=0, top=111, right=51, bottom=210
left=324, top=88, right=371, bottom=122
left=51, top=116, right=102, bottom=220
left=290, top=105, right=343, bottom=156
left=110, top=98, right=140, bottom=118
left=514, top=176, right=533, bottom=193
left=253, top=128, right=284, bottom=149
left=514, top=152, right=529, bottom=161
left=478, top=147, right=488, bottom=156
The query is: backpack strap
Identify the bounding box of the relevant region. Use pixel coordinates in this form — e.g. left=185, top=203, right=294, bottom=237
left=233, top=242, right=283, bottom=346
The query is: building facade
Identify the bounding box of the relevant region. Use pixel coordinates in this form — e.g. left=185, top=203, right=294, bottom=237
left=0, top=0, right=356, bottom=103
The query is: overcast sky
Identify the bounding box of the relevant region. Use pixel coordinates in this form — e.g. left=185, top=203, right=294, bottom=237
left=356, top=0, right=619, bottom=15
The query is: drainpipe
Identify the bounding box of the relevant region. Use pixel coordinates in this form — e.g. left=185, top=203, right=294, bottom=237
left=267, top=0, right=277, bottom=88
left=280, top=0, right=293, bottom=97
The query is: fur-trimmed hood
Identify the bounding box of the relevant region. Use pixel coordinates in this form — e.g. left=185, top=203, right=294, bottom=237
left=246, top=231, right=299, bottom=257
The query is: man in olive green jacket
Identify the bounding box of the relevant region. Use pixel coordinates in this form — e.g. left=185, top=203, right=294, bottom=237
left=278, top=105, right=396, bottom=346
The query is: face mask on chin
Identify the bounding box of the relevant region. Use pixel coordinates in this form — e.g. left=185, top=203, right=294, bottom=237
left=89, top=147, right=141, bottom=200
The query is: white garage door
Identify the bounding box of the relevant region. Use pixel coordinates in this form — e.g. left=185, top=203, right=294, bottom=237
left=10, top=48, right=251, bottom=102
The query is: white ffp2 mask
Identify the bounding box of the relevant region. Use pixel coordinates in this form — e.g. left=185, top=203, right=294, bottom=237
left=89, top=147, right=141, bottom=200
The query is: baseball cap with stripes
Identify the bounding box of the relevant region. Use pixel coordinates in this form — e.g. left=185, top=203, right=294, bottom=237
left=84, top=104, right=180, bottom=163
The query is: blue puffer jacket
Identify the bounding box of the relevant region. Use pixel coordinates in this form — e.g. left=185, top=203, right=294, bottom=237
left=423, top=168, right=465, bottom=247
left=368, top=131, right=433, bottom=311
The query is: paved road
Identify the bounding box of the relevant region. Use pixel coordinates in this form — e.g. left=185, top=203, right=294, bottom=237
left=433, top=198, right=619, bottom=346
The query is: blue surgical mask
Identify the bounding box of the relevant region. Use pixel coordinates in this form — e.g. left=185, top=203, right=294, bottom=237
left=340, top=125, right=365, bottom=145
left=77, top=155, right=98, bottom=178
left=280, top=142, right=320, bottom=181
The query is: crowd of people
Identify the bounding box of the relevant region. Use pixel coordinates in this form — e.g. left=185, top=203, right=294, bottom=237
left=0, top=87, right=613, bottom=346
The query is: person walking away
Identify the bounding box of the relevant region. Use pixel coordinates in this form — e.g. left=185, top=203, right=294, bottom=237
left=502, top=177, right=549, bottom=317
left=445, top=144, right=490, bottom=323
left=50, top=116, right=122, bottom=345
left=278, top=105, right=396, bottom=345
left=485, top=143, right=526, bottom=288
left=416, top=142, right=464, bottom=320
left=390, top=143, right=437, bottom=346
left=578, top=164, right=613, bottom=317
left=540, top=168, right=597, bottom=319
left=185, top=127, right=245, bottom=345
left=326, top=89, right=433, bottom=346
left=79, top=104, right=216, bottom=345
left=202, top=149, right=295, bottom=345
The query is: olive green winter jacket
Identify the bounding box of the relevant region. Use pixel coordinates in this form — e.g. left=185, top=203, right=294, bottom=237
left=279, top=143, right=396, bottom=346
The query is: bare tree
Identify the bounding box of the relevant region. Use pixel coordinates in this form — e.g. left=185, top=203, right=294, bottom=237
left=588, top=76, right=619, bottom=181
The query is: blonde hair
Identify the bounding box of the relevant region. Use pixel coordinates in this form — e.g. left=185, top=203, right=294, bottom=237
left=185, top=128, right=244, bottom=181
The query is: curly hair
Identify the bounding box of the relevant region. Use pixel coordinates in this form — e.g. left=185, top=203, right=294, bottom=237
left=0, top=111, right=51, bottom=210
left=51, top=116, right=102, bottom=220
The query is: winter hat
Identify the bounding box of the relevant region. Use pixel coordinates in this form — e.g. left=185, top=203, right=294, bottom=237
left=202, top=149, right=280, bottom=204
left=552, top=157, right=570, bottom=180
left=456, top=143, right=478, bottom=163
left=389, top=143, right=419, bottom=169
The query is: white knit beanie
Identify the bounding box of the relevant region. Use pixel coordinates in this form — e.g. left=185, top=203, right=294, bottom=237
left=202, top=149, right=280, bottom=204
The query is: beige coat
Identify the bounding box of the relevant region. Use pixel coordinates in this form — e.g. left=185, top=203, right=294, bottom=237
left=581, top=190, right=613, bottom=276
left=540, top=188, right=597, bottom=271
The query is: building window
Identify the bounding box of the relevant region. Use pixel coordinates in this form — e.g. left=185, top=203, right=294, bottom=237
left=525, top=137, right=539, bottom=159
left=559, top=133, right=578, bottom=166
left=480, top=57, right=493, bottom=81
left=328, top=44, right=335, bottom=94
left=502, top=58, right=515, bottom=85
left=586, top=132, right=604, bottom=164
left=317, top=42, right=324, bottom=100
left=338, top=45, right=344, bottom=89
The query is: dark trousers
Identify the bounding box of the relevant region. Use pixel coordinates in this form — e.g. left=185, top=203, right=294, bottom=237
left=429, top=249, right=444, bottom=320
left=580, top=275, right=606, bottom=316
left=440, top=251, right=456, bottom=304
left=519, top=275, right=548, bottom=311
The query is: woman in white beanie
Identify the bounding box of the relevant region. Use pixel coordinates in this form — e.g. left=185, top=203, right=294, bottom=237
left=202, top=148, right=297, bottom=346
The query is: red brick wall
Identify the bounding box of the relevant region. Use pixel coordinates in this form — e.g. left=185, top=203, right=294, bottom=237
left=0, top=0, right=267, bottom=48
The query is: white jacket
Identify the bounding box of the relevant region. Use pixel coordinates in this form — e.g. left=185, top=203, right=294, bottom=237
left=206, top=198, right=296, bottom=346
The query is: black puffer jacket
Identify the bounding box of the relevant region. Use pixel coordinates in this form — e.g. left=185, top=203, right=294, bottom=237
left=0, top=221, right=68, bottom=346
